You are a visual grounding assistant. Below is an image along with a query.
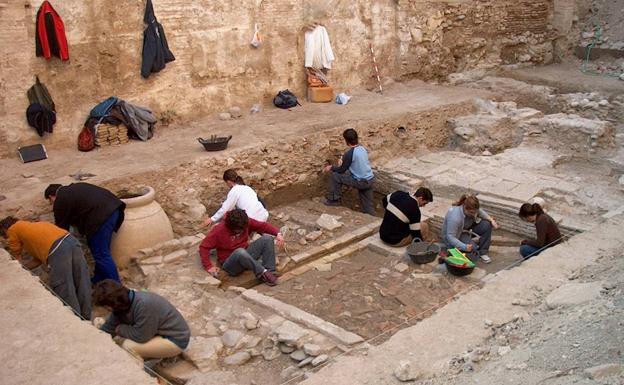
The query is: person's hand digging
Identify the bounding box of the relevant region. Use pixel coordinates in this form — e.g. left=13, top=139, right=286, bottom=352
left=203, top=217, right=213, bottom=227
left=275, top=233, right=285, bottom=249
left=207, top=266, right=220, bottom=278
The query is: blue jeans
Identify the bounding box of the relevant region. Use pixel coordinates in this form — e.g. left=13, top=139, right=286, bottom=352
left=87, top=209, right=121, bottom=283
left=458, top=220, right=492, bottom=257
left=520, top=244, right=543, bottom=259
left=328, top=171, right=375, bottom=215
left=222, top=235, right=276, bottom=276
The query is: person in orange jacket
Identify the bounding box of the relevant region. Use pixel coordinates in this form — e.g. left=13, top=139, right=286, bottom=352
left=1, top=216, right=91, bottom=319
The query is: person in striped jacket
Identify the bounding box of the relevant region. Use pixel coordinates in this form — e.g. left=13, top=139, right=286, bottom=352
left=379, top=187, right=433, bottom=247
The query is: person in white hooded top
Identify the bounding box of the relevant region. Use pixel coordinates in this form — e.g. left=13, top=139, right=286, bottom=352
left=204, top=169, right=269, bottom=227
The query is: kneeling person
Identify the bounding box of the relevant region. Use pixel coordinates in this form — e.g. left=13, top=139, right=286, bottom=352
left=93, top=279, right=190, bottom=360
left=199, top=209, right=284, bottom=286
left=1, top=216, right=91, bottom=320
left=380, top=187, right=433, bottom=247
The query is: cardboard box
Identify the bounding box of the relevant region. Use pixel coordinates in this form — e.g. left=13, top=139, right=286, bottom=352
left=307, top=86, right=333, bottom=103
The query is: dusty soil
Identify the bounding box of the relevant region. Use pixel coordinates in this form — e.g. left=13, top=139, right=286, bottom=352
left=497, top=61, right=624, bottom=95
left=260, top=236, right=525, bottom=342
left=417, top=252, right=624, bottom=385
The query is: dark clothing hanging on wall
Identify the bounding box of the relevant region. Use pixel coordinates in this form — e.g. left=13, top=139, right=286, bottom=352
left=141, top=0, right=175, bottom=78
left=27, top=76, right=56, bottom=112
left=35, top=1, right=69, bottom=61
left=26, top=103, right=56, bottom=137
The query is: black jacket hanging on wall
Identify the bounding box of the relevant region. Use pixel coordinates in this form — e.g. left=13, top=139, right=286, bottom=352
left=141, top=0, right=175, bottom=78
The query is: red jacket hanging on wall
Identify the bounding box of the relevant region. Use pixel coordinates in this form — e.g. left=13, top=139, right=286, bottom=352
left=35, top=1, right=69, bottom=61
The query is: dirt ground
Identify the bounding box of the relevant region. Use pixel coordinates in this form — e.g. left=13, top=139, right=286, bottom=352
left=416, top=252, right=624, bottom=385
left=260, top=229, right=525, bottom=342
left=260, top=247, right=474, bottom=340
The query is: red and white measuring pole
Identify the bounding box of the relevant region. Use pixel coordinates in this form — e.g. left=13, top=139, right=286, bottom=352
left=370, top=44, right=383, bottom=94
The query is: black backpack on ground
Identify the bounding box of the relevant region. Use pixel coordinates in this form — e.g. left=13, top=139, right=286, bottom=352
left=273, top=89, right=301, bottom=109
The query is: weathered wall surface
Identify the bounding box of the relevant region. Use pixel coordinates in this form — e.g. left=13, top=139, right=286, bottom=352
left=0, top=0, right=554, bottom=157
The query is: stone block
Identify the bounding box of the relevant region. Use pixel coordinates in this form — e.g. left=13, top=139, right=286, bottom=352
left=290, top=349, right=307, bottom=361
left=221, top=329, right=244, bottom=348
left=183, top=337, right=224, bottom=372
left=275, top=321, right=309, bottom=345
left=163, top=249, right=188, bottom=264
left=545, top=282, right=603, bottom=309
left=316, top=214, right=344, bottom=231
left=311, top=354, right=329, bottom=367
left=179, top=235, right=201, bottom=248
left=243, top=290, right=364, bottom=345
left=298, top=356, right=314, bottom=367
left=303, top=343, right=322, bottom=356
left=394, top=360, right=419, bottom=382
left=394, top=263, right=409, bottom=273
left=141, top=256, right=163, bottom=265
left=223, top=351, right=251, bottom=366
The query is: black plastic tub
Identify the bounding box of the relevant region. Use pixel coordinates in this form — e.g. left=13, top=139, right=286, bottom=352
left=445, top=261, right=475, bottom=276
left=198, top=135, right=232, bottom=151
left=407, top=241, right=440, bottom=264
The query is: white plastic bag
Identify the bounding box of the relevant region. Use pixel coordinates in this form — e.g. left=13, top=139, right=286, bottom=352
left=250, top=24, right=261, bottom=48
left=335, top=92, right=351, bottom=105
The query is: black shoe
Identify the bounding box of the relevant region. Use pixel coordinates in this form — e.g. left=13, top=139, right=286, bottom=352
left=323, top=199, right=341, bottom=207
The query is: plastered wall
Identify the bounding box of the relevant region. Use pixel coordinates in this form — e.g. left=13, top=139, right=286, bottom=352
left=0, top=0, right=554, bottom=157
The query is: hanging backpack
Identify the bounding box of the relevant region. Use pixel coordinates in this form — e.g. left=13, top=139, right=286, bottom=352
left=77, top=124, right=95, bottom=152
left=27, top=76, right=55, bottom=112
left=273, top=90, right=301, bottom=109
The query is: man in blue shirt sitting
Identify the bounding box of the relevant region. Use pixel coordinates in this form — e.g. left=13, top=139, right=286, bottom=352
left=322, top=128, right=375, bottom=215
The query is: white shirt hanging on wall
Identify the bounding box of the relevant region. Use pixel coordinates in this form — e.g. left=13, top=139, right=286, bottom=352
left=304, top=26, right=335, bottom=70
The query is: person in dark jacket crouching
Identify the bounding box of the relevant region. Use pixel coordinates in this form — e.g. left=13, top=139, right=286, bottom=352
left=380, top=187, right=433, bottom=247
left=93, top=280, right=190, bottom=360
left=518, top=203, right=562, bottom=259
left=45, top=183, right=125, bottom=283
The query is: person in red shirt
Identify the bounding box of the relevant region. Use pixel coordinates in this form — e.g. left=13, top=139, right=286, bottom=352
left=199, top=209, right=284, bottom=286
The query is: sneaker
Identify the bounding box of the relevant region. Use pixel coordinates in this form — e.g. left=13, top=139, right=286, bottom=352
left=323, top=199, right=341, bottom=207
left=257, top=270, right=278, bottom=286
left=481, top=254, right=492, bottom=264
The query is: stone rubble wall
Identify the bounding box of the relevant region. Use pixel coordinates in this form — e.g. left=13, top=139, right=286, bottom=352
left=99, top=103, right=471, bottom=236
left=0, top=0, right=554, bottom=156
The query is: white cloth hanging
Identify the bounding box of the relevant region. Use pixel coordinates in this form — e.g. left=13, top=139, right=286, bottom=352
left=304, top=26, right=335, bottom=70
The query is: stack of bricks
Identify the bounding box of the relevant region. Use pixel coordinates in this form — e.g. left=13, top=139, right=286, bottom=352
left=95, top=124, right=129, bottom=146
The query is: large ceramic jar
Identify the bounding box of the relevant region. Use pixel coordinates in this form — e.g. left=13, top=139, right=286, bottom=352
left=111, top=186, right=174, bottom=268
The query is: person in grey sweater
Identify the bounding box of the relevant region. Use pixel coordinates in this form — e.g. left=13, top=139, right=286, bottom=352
left=441, top=194, right=499, bottom=264
left=94, top=280, right=190, bottom=360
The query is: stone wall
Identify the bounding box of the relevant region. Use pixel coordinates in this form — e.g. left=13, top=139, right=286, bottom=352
left=0, top=0, right=555, bottom=157
left=98, top=102, right=471, bottom=236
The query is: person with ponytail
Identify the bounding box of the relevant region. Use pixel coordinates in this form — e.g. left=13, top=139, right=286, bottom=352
left=518, top=202, right=562, bottom=259
left=441, top=194, right=499, bottom=264
left=204, top=169, right=269, bottom=227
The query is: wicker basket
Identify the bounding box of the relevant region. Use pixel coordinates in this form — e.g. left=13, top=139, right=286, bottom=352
left=197, top=135, right=232, bottom=151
